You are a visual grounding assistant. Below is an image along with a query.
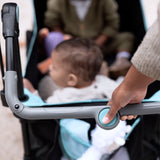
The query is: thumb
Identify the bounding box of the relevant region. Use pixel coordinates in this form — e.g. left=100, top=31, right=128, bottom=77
left=102, top=105, right=118, bottom=124
left=107, top=99, right=112, bottom=106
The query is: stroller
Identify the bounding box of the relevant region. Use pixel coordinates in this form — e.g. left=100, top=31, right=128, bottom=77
left=1, top=2, right=160, bottom=160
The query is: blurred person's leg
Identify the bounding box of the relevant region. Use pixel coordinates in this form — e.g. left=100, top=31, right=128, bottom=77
left=102, top=32, right=134, bottom=79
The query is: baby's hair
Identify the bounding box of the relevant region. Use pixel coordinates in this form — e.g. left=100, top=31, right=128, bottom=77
left=55, top=38, right=103, bottom=82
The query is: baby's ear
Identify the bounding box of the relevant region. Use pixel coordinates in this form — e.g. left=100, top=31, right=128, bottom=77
left=67, top=73, right=78, bottom=87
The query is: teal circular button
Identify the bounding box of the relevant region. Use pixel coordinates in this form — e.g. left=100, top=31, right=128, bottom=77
left=98, top=108, right=119, bottom=128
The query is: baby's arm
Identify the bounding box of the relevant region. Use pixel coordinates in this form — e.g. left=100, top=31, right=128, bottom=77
left=23, top=78, right=40, bottom=96
left=23, top=78, right=36, bottom=93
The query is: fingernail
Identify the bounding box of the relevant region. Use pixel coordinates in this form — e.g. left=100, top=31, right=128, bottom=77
left=102, top=117, right=109, bottom=124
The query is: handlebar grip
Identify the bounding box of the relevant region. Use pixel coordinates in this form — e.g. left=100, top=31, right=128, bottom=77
left=119, top=102, right=160, bottom=116
left=1, top=3, right=19, bottom=38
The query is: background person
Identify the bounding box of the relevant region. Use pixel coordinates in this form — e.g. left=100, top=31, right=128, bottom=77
left=40, top=0, right=135, bottom=78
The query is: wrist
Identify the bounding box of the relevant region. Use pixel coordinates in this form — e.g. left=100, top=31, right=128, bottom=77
left=124, top=65, right=154, bottom=90
left=95, top=34, right=108, bottom=46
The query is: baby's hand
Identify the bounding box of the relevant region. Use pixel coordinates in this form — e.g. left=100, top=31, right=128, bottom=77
left=63, top=34, right=72, bottom=40
left=23, top=78, right=36, bottom=93
left=39, top=28, right=49, bottom=39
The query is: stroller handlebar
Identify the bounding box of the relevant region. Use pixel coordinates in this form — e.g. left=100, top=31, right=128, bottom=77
left=5, top=71, right=118, bottom=129
left=5, top=71, right=160, bottom=130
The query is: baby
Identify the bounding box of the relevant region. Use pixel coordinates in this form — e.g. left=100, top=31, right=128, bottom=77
left=24, top=38, right=131, bottom=160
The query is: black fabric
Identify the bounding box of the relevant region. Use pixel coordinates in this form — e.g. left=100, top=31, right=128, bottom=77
left=25, top=31, right=47, bottom=89
left=125, top=117, right=144, bottom=160
left=116, top=0, right=146, bottom=52
left=33, top=0, right=47, bottom=31
left=142, top=115, right=160, bottom=160
left=27, top=120, right=62, bottom=160
left=125, top=115, right=160, bottom=160
left=145, top=81, right=160, bottom=99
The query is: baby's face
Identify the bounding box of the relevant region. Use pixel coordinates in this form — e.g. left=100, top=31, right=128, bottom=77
left=49, top=51, right=70, bottom=87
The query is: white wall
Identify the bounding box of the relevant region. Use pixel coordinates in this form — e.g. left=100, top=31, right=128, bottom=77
left=141, top=0, right=160, bottom=30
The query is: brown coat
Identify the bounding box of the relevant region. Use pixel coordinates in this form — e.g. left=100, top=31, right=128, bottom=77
left=44, top=0, right=119, bottom=39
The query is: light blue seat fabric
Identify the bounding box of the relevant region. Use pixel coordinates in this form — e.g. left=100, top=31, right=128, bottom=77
left=143, top=90, right=160, bottom=102
left=60, top=119, right=91, bottom=160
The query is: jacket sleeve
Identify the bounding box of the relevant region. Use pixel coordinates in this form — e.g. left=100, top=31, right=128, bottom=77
left=44, top=0, right=62, bottom=29
left=131, top=20, right=160, bottom=80
left=102, top=0, right=119, bottom=38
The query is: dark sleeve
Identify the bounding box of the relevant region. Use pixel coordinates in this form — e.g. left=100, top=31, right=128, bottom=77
left=102, top=0, right=120, bottom=37
left=44, top=0, right=62, bottom=29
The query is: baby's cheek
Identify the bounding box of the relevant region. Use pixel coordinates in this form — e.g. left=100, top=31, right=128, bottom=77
left=49, top=72, right=55, bottom=80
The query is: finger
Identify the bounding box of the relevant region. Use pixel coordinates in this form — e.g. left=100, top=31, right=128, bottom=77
left=127, top=115, right=135, bottom=120
left=121, top=115, right=137, bottom=121
left=107, top=99, right=112, bottom=106
left=102, top=104, right=119, bottom=124
left=121, top=116, right=128, bottom=121
left=133, top=115, right=137, bottom=119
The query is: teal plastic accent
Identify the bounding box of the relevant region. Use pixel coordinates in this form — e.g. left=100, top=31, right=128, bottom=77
left=16, top=6, right=19, bottom=23
left=60, top=119, right=91, bottom=159
left=124, top=117, right=141, bottom=140
left=23, top=0, right=37, bottom=77
left=23, top=87, right=160, bottom=108
left=140, top=0, right=148, bottom=31
left=22, top=88, right=109, bottom=107
left=22, top=88, right=47, bottom=107
left=98, top=108, right=118, bottom=128
left=143, top=90, right=160, bottom=102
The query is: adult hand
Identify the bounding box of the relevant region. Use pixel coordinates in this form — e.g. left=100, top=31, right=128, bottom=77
left=102, top=65, right=154, bottom=124
left=95, top=34, right=108, bottom=47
